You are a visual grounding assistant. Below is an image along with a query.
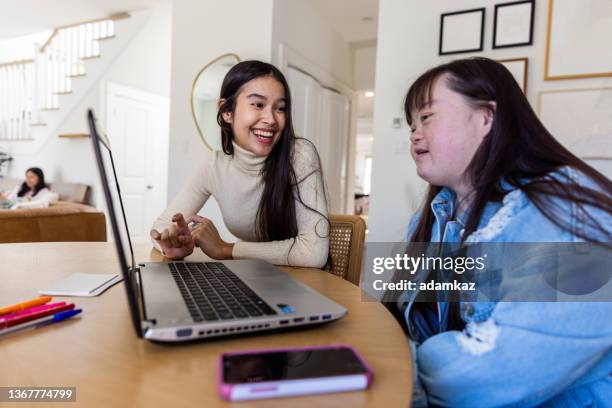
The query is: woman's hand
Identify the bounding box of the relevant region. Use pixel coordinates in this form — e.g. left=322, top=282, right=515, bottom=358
left=150, top=213, right=195, bottom=260
left=187, top=215, right=234, bottom=260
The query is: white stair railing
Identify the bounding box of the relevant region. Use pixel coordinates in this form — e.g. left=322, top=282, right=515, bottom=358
left=0, top=60, right=35, bottom=140
left=0, top=13, right=128, bottom=141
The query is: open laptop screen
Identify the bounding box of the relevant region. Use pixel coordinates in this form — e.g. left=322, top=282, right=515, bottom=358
left=88, top=108, right=143, bottom=338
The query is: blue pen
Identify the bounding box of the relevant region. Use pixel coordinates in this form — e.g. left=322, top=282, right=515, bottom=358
left=0, top=309, right=82, bottom=337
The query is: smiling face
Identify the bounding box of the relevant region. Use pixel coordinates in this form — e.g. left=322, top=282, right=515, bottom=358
left=409, top=74, right=494, bottom=196
left=221, top=75, right=287, bottom=156
left=25, top=170, right=39, bottom=189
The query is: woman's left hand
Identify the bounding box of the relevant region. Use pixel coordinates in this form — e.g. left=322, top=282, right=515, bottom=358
left=187, top=215, right=234, bottom=260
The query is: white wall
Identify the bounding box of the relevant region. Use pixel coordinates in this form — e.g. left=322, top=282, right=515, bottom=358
left=0, top=31, right=51, bottom=64
left=368, top=0, right=612, bottom=242
left=271, top=0, right=353, bottom=87
left=105, top=1, right=172, bottom=99
left=4, top=3, right=172, bottom=207
left=353, top=44, right=377, bottom=91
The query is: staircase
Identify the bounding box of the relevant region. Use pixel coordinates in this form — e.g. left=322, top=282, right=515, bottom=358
left=0, top=12, right=146, bottom=149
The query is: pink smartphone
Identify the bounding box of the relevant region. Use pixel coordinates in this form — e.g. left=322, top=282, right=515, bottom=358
left=218, top=344, right=374, bottom=401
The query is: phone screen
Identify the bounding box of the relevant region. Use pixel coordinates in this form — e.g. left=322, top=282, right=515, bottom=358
left=223, top=347, right=368, bottom=384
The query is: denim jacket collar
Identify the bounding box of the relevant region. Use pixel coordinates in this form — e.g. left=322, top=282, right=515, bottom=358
left=429, top=183, right=533, bottom=244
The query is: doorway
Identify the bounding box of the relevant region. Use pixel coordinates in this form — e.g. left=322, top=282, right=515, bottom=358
left=105, top=82, right=169, bottom=242
left=286, top=65, right=351, bottom=214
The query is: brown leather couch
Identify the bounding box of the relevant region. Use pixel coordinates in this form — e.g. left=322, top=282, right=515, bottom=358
left=0, top=177, right=106, bottom=243
left=0, top=201, right=106, bottom=243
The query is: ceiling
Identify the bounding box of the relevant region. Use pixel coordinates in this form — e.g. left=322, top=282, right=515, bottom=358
left=0, top=0, right=162, bottom=40
left=310, top=0, right=379, bottom=43
left=0, top=0, right=379, bottom=43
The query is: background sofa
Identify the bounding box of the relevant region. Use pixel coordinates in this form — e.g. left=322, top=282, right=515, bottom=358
left=0, top=177, right=106, bottom=243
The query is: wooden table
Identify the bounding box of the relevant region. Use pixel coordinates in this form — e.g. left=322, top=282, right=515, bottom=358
left=0, top=242, right=412, bottom=407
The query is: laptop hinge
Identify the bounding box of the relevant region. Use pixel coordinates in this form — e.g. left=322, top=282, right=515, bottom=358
left=133, top=265, right=157, bottom=327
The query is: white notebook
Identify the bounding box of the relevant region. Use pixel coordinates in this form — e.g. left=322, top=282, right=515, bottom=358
left=38, top=273, right=123, bottom=297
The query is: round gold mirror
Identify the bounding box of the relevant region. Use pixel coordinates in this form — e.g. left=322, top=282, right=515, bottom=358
left=190, top=53, right=240, bottom=150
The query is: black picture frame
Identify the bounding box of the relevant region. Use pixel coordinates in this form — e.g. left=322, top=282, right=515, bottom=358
left=439, top=8, right=486, bottom=56
left=492, top=0, right=535, bottom=49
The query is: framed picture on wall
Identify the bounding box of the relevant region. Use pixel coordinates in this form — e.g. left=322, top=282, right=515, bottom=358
left=537, top=87, right=612, bottom=157
left=439, top=8, right=485, bottom=55
left=497, top=57, right=529, bottom=93
left=545, top=0, right=612, bottom=80
left=492, top=0, right=535, bottom=49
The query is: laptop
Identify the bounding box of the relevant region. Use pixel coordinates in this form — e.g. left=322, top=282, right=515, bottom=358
left=87, top=109, right=347, bottom=342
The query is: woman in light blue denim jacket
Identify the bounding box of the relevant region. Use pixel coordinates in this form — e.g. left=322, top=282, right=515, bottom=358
left=396, top=57, right=612, bottom=407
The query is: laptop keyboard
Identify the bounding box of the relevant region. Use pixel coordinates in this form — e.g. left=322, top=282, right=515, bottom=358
left=169, top=262, right=278, bottom=322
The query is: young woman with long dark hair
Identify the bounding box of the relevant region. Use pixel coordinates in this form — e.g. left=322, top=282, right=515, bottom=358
left=395, top=57, right=611, bottom=406
left=0, top=167, right=51, bottom=202
left=151, top=60, right=329, bottom=268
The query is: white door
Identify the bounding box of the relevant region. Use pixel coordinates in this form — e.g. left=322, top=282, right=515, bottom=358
left=287, top=67, right=322, bottom=146
left=320, top=89, right=350, bottom=214
left=105, top=82, right=169, bottom=242
left=287, top=67, right=351, bottom=214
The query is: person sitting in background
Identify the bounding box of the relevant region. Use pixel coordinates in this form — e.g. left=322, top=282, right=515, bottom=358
left=0, top=167, right=54, bottom=209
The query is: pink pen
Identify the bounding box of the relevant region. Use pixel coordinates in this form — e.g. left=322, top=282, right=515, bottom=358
left=0, top=302, right=67, bottom=321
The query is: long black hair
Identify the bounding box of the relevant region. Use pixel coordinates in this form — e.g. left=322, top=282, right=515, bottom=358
left=404, top=57, right=612, bottom=244
left=17, top=167, right=48, bottom=198
left=216, top=60, right=328, bottom=246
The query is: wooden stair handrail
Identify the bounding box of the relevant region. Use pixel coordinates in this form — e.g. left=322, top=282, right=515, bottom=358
left=0, top=59, right=34, bottom=69
left=40, top=12, right=130, bottom=53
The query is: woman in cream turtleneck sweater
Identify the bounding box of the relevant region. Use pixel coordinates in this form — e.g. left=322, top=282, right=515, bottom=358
left=151, top=61, right=329, bottom=268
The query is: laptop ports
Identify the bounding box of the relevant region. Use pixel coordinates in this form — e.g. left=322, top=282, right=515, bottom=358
left=176, top=328, right=193, bottom=338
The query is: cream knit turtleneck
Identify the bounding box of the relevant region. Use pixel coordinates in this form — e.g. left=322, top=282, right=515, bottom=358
left=152, top=139, right=329, bottom=268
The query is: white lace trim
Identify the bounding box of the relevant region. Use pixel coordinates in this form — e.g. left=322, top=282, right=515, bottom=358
left=456, top=318, right=501, bottom=356
left=464, top=189, right=524, bottom=243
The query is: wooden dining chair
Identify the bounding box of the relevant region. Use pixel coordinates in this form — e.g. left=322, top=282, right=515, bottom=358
left=324, top=214, right=367, bottom=286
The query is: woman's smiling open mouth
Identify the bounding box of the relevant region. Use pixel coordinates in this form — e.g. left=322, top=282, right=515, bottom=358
left=252, top=128, right=275, bottom=144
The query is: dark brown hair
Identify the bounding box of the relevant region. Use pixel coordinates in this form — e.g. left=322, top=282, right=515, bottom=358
left=18, top=167, right=48, bottom=198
